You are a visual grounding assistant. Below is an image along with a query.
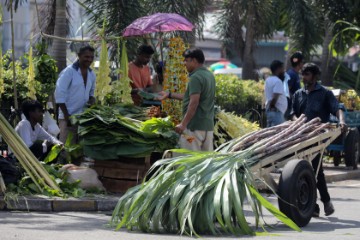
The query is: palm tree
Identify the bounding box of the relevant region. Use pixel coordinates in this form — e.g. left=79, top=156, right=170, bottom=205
left=51, top=0, right=67, bottom=72
left=216, top=0, right=275, bottom=80
left=4, top=0, right=27, bottom=109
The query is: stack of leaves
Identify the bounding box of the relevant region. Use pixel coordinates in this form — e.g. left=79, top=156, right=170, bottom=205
left=214, top=109, right=260, bottom=148
left=162, top=37, right=189, bottom=124
left=73, top=105, right=178, bottom=160
left=6, top=162, right=86, bottom=198
left=111, top=115, right=335, bottom=236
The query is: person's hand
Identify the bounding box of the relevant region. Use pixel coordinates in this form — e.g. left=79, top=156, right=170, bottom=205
left=175, top=123, right=186, bottom=134
left=87, top=97, right=96, bottom=106
left=339, top=122, right=348, bottom=133
left=155, top=91, right=170, bottom=101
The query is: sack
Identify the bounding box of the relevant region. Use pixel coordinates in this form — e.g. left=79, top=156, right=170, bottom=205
left=60, top=164, right=105, bottom=191
left=0, top=156, right=21, bottom=185
left=43, top=111, right=60, bottom=137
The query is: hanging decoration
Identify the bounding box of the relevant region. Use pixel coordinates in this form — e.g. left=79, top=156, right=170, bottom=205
left=111, top=39, right=133, bottom=104
left=162, top=37, right=189, bottom=124
left=95, top=20, right=112, bottom=104
left=27, top=34, right=36, bottom=100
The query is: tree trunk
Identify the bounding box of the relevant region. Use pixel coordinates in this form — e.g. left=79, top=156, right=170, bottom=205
left=51, top=0, right=67, bottom=73
left=320, top=19, right=333, bottom=86
left=10, top=5, right=18, bottom=109
left=242, top=5, right=256, bottom=80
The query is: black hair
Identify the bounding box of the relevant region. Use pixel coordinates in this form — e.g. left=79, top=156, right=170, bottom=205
left=21, top=99, right=43, bottom=119
left=290, top=51, right=304, bottom=67
left=78, top=45, right=95, bottom=56
left=137, top=44, right=155, bottom=55
left=270, top=60, right=284, bottom=74
left=302, top=63, right=321, bottom=76
left=183, top=48, right=205, bottom=64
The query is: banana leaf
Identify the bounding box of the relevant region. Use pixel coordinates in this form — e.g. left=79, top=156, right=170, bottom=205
left=73, top=105, right=178, bottom=160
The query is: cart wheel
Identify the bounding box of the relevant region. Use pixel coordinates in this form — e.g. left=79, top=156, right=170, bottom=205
left=333, top=151, right=341, bottom=167
left=344, top=128, right=360, bottom=170
left=278, top=159, right=316, bottom=227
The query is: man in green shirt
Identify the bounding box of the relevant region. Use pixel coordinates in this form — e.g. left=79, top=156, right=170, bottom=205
left=157, top=48, right=216, bottom=151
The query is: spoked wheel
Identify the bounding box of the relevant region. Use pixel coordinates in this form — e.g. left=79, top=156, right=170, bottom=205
left=278, top=159, right=317, bottom=227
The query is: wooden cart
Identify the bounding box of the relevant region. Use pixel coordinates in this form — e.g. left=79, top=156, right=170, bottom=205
left=251, top=126, right=341, bottom=227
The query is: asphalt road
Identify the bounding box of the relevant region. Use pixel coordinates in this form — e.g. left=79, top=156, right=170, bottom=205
left=1, top=179, right=360, bottom=240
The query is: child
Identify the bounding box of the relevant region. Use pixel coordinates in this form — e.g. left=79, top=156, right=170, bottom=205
left=15, top=99, right=63, bottom=160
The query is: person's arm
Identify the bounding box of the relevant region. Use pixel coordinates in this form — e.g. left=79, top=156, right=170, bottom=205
left=37, top=125, right=63, bottom=145
left=88, top=72, right=96, bottom=105
left=155, top=91, right=184, bottom=101
left=269, top=93, right=280, bottom=108
left=55, top=69, right=72, bottom=122
left=15, top=121, right=34, bottom=147
left=175, top=94, right=200, bottom=134
left=269, top=79, right=284, bottom=109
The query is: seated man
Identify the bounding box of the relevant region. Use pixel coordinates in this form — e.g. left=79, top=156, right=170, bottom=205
left=15, top=99, right=63, bottom=160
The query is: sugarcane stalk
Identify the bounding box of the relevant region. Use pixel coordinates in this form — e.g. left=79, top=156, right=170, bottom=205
left=0, top=113, right=61, bottom=192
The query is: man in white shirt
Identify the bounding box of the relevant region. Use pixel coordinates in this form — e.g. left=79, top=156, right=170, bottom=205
left=15, top=100, right=62, bottom=160
left=55, top=45, right=96, bottom=144
left=264, top=60, right=288, bottom=127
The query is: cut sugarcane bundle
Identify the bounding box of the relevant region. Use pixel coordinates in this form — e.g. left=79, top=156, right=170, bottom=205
left=111, top=114, right=335, bottom=236
left=0, top=112, right=61, bottom=193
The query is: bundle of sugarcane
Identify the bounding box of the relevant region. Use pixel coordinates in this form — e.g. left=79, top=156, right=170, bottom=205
left=0, top=113, right=61, bottom=194
left=111, top=114, right=334, bottom=236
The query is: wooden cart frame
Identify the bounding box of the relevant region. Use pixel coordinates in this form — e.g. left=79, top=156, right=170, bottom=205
left=250, top=127, right=341, bottom=227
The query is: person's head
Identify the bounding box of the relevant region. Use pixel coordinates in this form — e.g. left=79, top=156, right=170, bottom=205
left=183, top=48, right=205, bottom=73
left=22, top=99, right=44, bottom=123
left=78, top=45, right=95, bottom=69
left=302, top=63, right=321, bottom=88
left=136, top=44, right=155, bottom=66
left=290, top=51, right=304, bottom=70
left=270, top=60, right=285, bottom=80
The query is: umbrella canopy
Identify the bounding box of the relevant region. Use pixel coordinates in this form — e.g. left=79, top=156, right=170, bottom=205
left=209, top=61, right=238, bottom=71
left=123, top=13, right=194, bottom=37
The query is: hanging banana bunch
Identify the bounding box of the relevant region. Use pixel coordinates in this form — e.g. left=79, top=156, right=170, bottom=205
left=111, top=38, right=133, bottom=104
left=95, top=20, right=112, bottom=104
left=162, top=37, right=189, bottom=124
left=27, top=34, right=36, bottom=100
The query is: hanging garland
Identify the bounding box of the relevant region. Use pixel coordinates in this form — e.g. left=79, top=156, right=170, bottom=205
left=27, top=34, right=36, bottom=100
left=162, top=37, right=189, bottom=124
left=95, top=21, right=112, bottom=104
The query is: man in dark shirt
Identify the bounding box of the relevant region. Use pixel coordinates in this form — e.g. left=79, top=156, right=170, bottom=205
left=291, top=63, right=346, bottom=217
left=287, top=51, right=304, bottom=96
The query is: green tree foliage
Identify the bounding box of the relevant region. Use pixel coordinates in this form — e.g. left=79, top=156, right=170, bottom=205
left=215, top=74, right=264, bottom=115
left=215, top=0, right=275, bottom=79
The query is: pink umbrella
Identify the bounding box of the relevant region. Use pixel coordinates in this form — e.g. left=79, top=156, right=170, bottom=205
left=123, top=13, right=194, bottom=37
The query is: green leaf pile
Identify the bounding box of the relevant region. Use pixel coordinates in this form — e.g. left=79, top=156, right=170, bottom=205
left=73, top=105, right=178, bottom=160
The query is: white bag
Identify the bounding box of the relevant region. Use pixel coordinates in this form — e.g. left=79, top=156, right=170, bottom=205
left=60, top=164, right=105, bottom=191
left=43, top=111, right=60, bottom=137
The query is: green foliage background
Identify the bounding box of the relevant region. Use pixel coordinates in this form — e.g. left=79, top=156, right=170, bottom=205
left=215, top=75, right=264, bottom=115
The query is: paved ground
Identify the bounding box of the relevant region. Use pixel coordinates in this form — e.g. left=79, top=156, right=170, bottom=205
left=1, top=179, right=360, bottom=240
